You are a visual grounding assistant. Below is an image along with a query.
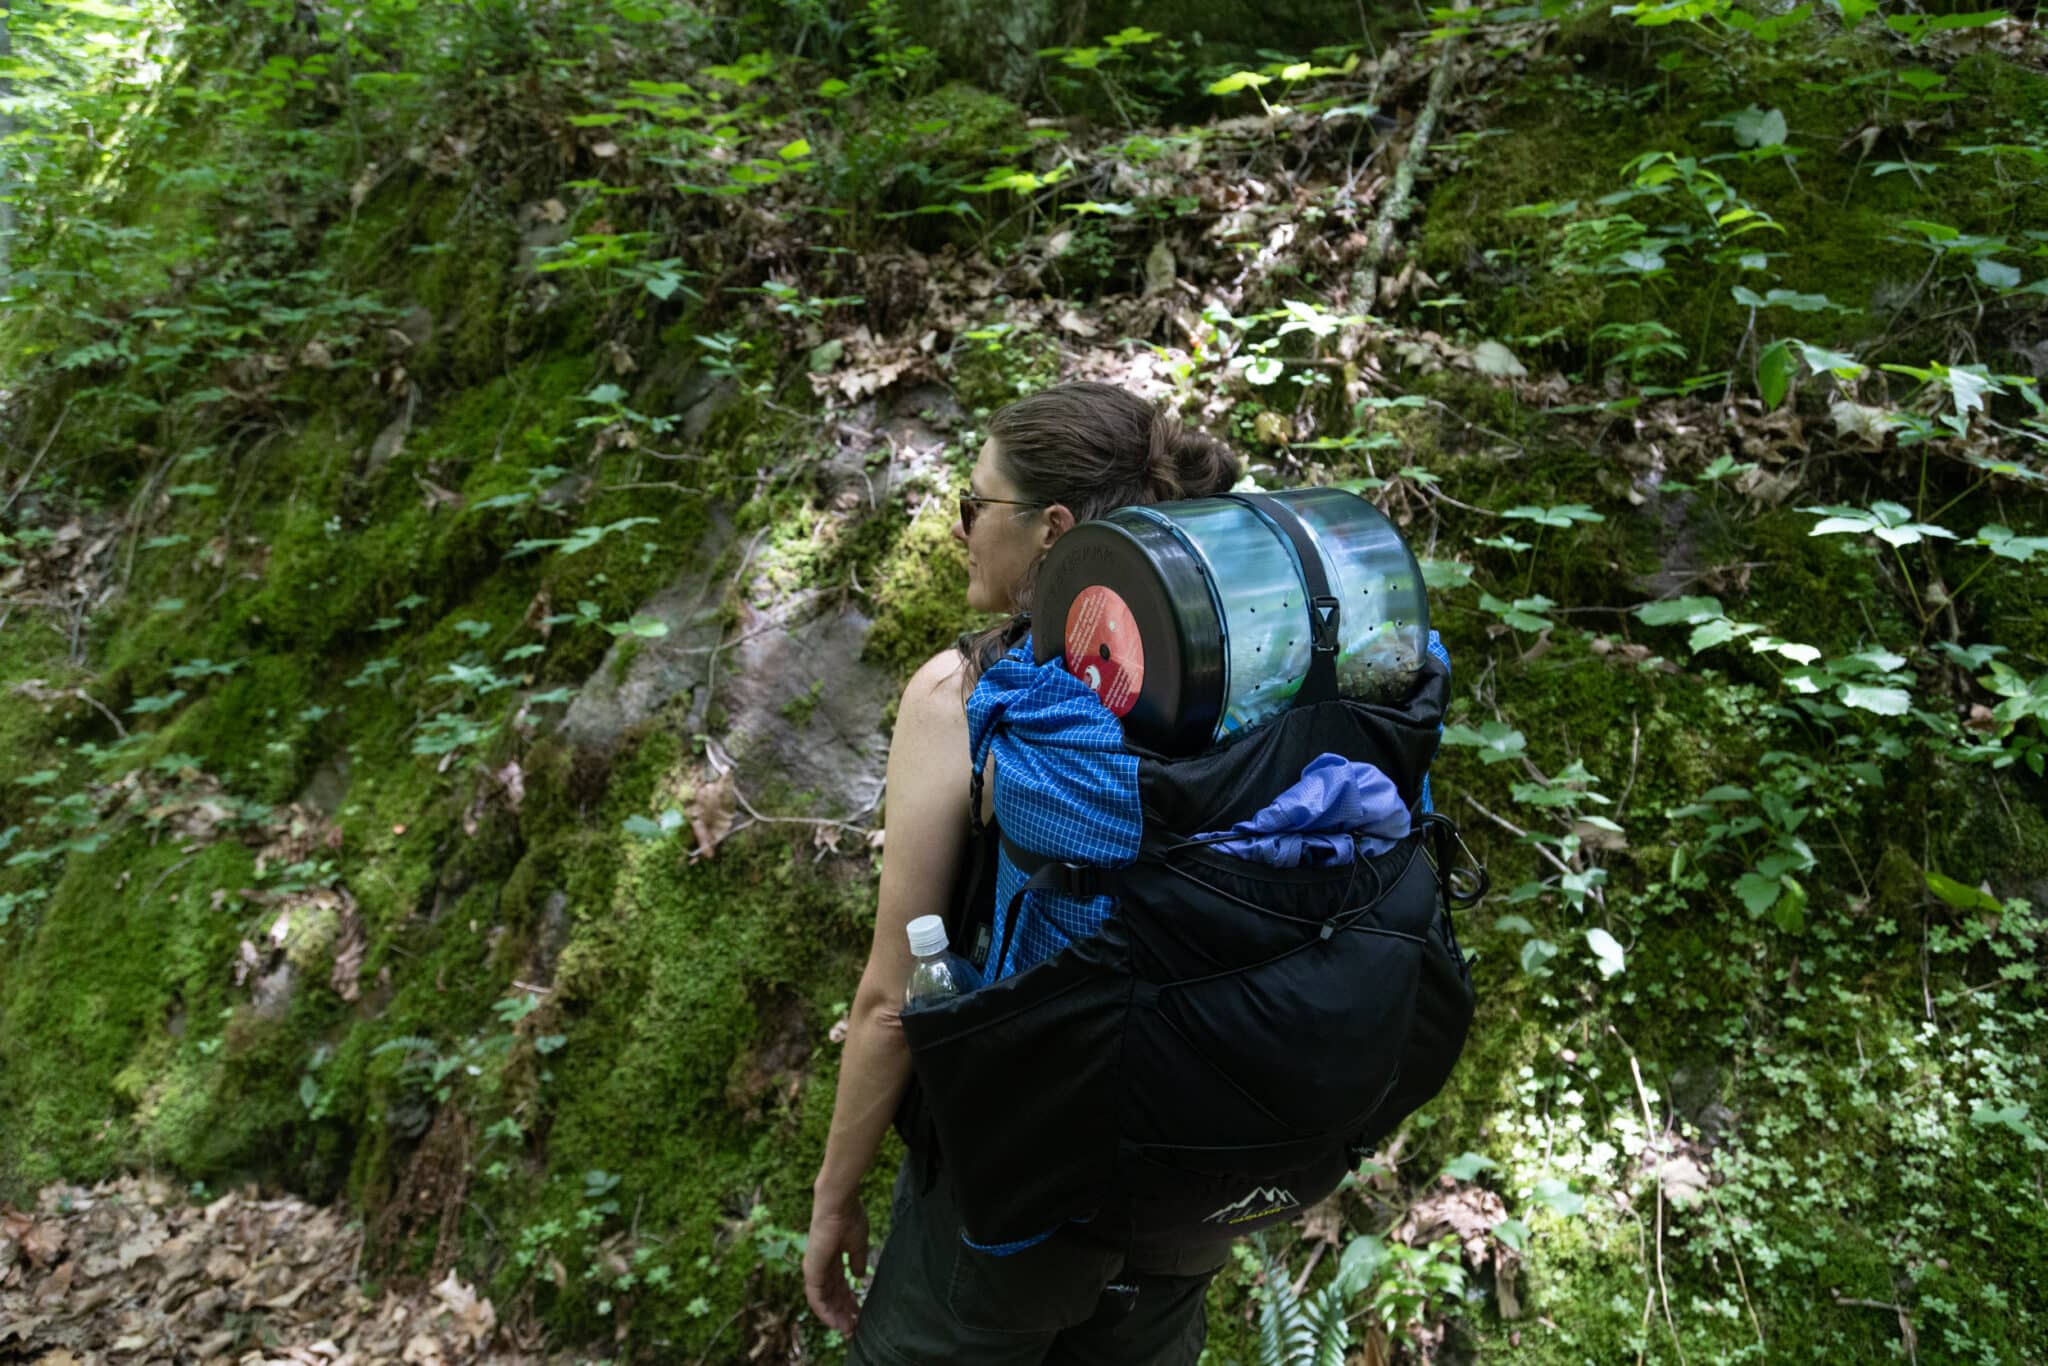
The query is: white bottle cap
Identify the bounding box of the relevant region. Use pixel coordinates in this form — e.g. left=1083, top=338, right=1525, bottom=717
left=906, top=915, right=949, bottom=958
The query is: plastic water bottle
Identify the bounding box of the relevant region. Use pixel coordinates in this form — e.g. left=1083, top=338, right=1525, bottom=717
left=904, top=915, right=980, bottom=1006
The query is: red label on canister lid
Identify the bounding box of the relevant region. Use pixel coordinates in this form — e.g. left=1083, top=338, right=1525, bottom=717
left=1064, top=586, right=1145, bottom=717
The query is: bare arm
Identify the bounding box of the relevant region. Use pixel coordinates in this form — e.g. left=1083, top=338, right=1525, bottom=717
left=805, top=648, right=971, bottom=1329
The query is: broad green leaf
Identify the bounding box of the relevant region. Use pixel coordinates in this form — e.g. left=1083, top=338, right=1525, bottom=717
left=1207, top=70, right=1272, bottom=95
left=1924, top=870, right=2001, bottom=913
left=1977, top=526, right=2048, bottom=562
left=1768, top=288, right=1850, bottom=313
left=1792, top=340, right=1865, bottom=379
left=1478, top=593, right=1555, bottom=632
left=1729, top=105, right=1788, bottom=148
left=1637, top=596, right=1723, bottom=626
left=1440, top=721, right=1528, bottom=764
left=1849, top=648, right=1907, bottom=673
left=1503, top=503, right=1603, bottom=528
left=1586, top=927, right=1626, bottom=978
left=1689, top=617, right=1758, bottom=652
left=1504, top=200, right=1581, bottom=220
left=1520, top=938, right=1559, bottom=975
left=1528, top=1178, right=1585, bottom=1218
left=623, top=811, right=683, bottom=838
left=1770, top=875, right=1807, bottom=932
left=1757, top=338, right=1793, bottom=408
left=778, top=138, right=811, bottom=161
left=1444, top=1152, right=1500, bottom=1181
left=1471, top=341, right=1527, bottom=378
left=1733, top=870, right=1783, bottom=916
left=1421, top=558, right=1474, bottom=590
left=1932, top=363, right=1995, bottom=417
left=1923, top=10, right=2017, bottom=33
left=1969, top=1103, right=2046, bottom=1150
left=1976, top=258, right=2022, bottom=289
left=1838, top=683, right=1911, bottom=715
left=1332, top=1235, right=1388, bottom=1297
left=605, top=615, right=671, bottom=638
left=1897, top=219, right=1959, bottom=241
left=1804, top=502, right=1957, bottom=546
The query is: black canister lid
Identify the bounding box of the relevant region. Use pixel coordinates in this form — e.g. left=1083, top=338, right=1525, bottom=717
left=1033, top=513, right=1225, bottom=756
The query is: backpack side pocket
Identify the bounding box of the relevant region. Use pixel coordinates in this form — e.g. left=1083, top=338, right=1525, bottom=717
left=900, top=941, right=1131, bottom=1248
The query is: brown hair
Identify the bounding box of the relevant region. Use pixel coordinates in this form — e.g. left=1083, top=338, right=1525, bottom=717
left=958, top=383, right=1241, bottom=695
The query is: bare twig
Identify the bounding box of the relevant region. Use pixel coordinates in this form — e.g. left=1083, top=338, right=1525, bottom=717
left=1351, top=4, right=1464, bottom=309
left=1920, top=909, right=1936, bottom=1025
left=142, top=853, right=201, bottom=904
left=1833, top=1294, right=1919, bottom=1364
left=724, top=779, right=875, bottom=841
left=1623, top=1047, right=1686, bottom=1366
left=1706, top=1182, right=1766, bottom=1355
left=1462, top=794, right=1572, bottom=877
left=1617, top=711, right=1643, bottom=817
left=599, top=481, right=703, bottom=495
left=11, top=679, right=128, bottom=738
left=2, top=397, right=74, bottom=516
left=1289, top=1241, right=1328, bottom=1300
left=1633, top=1209, right=1655, bottom=1366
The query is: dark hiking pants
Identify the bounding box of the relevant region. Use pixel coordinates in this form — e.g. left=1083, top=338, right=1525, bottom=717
left=846, top=1165, right=1226, bottom=1366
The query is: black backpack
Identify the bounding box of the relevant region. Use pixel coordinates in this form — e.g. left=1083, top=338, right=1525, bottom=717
left=894, top=623, right=1484, bottom=1256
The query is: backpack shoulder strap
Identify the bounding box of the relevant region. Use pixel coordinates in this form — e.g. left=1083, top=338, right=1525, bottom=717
left=947, top=813, right=1003, bottom=973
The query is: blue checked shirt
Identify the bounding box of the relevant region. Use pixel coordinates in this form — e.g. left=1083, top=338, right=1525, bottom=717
left=966, top=638, right=1143, bottom=981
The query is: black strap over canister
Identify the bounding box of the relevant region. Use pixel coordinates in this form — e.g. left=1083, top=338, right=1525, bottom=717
left=1219, top=492, right=1342, bottom=710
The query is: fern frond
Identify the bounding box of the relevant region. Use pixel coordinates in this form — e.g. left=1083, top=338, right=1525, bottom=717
left=1254, top=1236, right=1301, bottom=1366
left=1302, top=1283, right=1354, bottom=1366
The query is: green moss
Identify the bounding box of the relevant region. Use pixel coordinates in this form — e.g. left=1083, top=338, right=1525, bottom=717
left=445, top=715, right=877, bottom=1346
left=861, top=498, right=981, bottom=687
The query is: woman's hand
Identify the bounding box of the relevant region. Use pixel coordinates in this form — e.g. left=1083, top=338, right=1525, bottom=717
left=803, top=1188, right=871, bottom=1334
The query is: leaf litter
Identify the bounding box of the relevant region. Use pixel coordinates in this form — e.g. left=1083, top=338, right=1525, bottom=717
left=0, top=1174, right=575, bottom=1365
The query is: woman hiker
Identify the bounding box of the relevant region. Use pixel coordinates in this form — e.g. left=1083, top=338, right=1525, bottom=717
left=804, top=382, right=1243, bottom=1365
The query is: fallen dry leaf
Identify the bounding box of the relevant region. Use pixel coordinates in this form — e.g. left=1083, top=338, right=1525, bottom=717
left=689, top=769, right=737, bottom=861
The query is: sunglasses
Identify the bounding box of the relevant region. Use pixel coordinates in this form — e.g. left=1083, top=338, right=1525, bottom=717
left=958, top=493, right=1046, bottom=534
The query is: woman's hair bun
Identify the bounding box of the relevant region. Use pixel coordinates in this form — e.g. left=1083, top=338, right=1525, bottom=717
left=1146, top=404, right=1242, bottom=502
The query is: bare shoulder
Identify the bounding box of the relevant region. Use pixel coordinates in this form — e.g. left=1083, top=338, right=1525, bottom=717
left=899, top=647, right=967, bottom=726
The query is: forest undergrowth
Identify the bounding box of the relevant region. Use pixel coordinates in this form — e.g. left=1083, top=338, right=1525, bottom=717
left=2, top=1, right=2046, bottom=1362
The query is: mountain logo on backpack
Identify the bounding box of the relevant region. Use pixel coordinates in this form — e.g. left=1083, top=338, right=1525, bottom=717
left=1203, top=1185, right=1300, bottom=1225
